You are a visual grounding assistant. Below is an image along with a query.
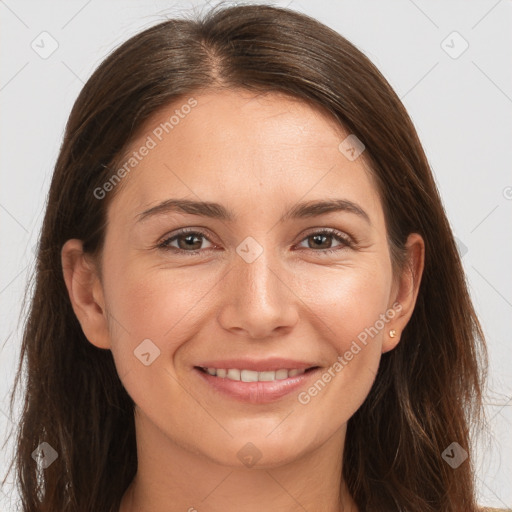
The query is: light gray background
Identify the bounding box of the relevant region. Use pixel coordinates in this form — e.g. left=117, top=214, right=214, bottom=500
left=1, top=0, right=511, bottom=509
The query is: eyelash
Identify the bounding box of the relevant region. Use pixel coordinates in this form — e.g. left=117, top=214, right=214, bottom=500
left=156, top=227, right=354, bottom=256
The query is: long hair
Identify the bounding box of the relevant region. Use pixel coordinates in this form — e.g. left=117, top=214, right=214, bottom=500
left=3, top=3, right=488, bottom=511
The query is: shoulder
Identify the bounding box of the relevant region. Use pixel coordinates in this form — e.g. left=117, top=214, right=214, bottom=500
left=478, top=508, right=512, bottom=512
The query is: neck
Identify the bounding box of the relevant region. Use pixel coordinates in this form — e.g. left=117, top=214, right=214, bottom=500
left=119, top=410, right=358, bottom=512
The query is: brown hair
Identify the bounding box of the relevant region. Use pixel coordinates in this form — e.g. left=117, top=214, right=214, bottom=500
left=3, top=3, right=488, bottom=511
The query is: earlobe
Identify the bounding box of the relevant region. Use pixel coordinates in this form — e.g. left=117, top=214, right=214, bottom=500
left=61, top=239, right=111, bottom=350
left=382, top=327, right=402, bottom=353
left=382, top=233, right=425, bottom=354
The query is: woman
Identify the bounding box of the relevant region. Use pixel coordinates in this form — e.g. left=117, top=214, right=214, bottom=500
left=4, top=3, right=494, bottom=511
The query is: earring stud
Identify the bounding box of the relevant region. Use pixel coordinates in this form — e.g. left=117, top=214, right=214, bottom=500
left=389, top=329, right=397, bottom=338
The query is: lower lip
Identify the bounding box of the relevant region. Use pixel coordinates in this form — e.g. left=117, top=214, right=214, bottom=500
left=194, top=367, right=321, bottom=404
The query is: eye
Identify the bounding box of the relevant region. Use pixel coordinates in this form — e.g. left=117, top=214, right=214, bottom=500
left=157, top=227, right=353, bottom=256
left=158, top=228, right=215, bottom=253
left=295, top=229, right=353, bottom=255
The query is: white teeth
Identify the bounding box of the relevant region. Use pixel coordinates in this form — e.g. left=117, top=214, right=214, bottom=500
left=275, top=369, right=289, bottom=380
left=258, top=371, right=276, bottom=381
left=241, top=370, right=259, bottom=382
left=227, top=369, right=241, bottom=380
left=202, top=367, right=308, bottom=381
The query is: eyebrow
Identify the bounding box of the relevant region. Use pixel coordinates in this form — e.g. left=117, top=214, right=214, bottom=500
left=136, top=198, right=371, bottom=225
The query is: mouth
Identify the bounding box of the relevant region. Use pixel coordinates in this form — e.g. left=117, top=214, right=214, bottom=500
left=193, top=363, right=322, bottom=404
left=195, top=366, right=320, bottom=382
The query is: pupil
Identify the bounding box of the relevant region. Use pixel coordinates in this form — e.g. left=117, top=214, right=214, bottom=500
left=312, top=234, right=329, bottom=249
left=181, top=234, right=201, bottom=249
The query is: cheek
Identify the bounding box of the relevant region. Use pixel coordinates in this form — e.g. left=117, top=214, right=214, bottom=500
left=297, top=259, right=393, bottom=349
left=100, top=266, right=214, bottom=432
left=102, top=260, right=221, bottom=368
left=293, top=261, right=392, bottom=406
left=338, top=274, right=391, bottom=350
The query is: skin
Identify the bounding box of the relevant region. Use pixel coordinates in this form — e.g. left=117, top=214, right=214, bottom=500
left=62, top=89, right=424, bottom=512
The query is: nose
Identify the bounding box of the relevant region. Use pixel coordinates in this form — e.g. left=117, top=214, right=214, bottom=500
left=217, top=248, right=299, bottom=340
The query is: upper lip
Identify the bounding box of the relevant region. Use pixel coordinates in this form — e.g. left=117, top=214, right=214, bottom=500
left=195, top=358, right=319, bottom=372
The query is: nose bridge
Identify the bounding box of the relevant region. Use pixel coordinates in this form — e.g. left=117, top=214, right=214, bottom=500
left=235, top=235, right=283, bottom=307
left=217, top=234, right=298, bottom=337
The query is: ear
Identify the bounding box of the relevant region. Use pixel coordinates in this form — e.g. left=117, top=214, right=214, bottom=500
left=61, top=239, right=111, bottom=350
left=382, top=233, right=425, bottom=353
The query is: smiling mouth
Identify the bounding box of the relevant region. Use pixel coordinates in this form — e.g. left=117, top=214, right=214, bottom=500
left=195, top=366, right=319, bottom=382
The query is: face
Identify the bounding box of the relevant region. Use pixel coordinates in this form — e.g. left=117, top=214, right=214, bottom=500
left=67, top=89, right=419, bottom=468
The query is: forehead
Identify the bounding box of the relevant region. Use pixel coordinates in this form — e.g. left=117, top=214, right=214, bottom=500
left=107, top=89, right=381, bottom=222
